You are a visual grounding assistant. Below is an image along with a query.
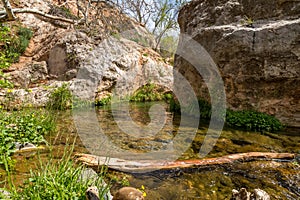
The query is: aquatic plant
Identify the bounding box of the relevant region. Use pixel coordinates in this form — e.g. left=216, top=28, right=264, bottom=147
left=226, top=110, right=283, bottom=132
left=0, top=109, right=55, bottom=167
left=169, top=98, right=283, bottom=132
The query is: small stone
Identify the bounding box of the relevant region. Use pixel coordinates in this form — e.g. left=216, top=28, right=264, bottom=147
left=113, top=187, right=144, bottom=200
left=0, top=188, right=11, bottom=199
left=232, top=188, right=250, bottom=200
left=86, top=186, right=99, bottom=200
left=251, top=189, right=270, bottom=200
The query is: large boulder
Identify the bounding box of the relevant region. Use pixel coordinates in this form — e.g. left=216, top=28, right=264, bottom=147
left=175, top=0, right=300, bottom=126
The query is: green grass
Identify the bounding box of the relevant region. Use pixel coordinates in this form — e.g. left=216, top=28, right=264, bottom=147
left=15, top=154, right=109, bottom=199
left=1, top=144, right=110, bottom=200
left=46, top=83, right=73, bottom=110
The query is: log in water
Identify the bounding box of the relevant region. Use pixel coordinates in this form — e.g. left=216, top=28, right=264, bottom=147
left=75, top=152, right=295, bottom=173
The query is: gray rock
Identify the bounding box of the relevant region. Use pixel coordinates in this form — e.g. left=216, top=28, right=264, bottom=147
left=0, top=81, right=68, bottom=108
left=14, top=142, right=36, bottom=151
left=86, top=186, right=100, bottom=200
left=232, top=188, right=251, bottom=200
left=80, top=168, right=113, bottom=200
left=8, top=61, right=48, bottom=88
left=251, top=189, right=270, bottom=200
left=175, top=0, right=300, bottom=126
left=0, top=188, right=11, bottom=199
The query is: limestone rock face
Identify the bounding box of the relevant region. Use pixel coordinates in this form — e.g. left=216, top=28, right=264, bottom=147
left=175, top=0, right=300, bottom=126
left=1, top=0, right=171, bottom=107
left=72, top=37, right=173, bottom=101
left=7, top=61, right=48, bottom=88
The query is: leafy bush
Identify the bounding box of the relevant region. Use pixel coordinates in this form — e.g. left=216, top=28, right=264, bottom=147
left=226, top=110, right=283, bottom=132
left=47, top=83, right=73, bottom=110
left=169, top=98, right=283, bottom=132
left=130, top=83, right=172, bottom=102
left=0, top=23, right=33, bottom=88
left=95, top=96, right=112, bottom=107
left=0, top=24, right=33, bottom=67
left=0, top=109, right=55, bottom=163
left=169, top=98, right=180, bottom=113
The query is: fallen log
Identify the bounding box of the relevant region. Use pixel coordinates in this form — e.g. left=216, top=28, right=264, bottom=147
left=75, top=152, right=295, bottom=173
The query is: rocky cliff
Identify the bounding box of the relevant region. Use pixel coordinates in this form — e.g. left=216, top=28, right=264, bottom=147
left=175, top=0, right=300, bottom=127
left=0, top=0, right=172, bottom=107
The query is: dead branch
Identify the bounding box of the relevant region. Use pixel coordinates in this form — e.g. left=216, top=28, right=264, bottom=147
left=1, top=0, right=16, bottom=20
left=0, top=8, right=81, bottom=23
left=75, top=152, right=296, bottom=173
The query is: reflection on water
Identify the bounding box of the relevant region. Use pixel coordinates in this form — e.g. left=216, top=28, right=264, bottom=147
left=1, top=102, right=299, bottom=199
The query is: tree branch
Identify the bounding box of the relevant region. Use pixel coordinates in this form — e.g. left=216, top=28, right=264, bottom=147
left=1, top=0, right=16, bottom=21
left=0, top=8, right=80, bottom=23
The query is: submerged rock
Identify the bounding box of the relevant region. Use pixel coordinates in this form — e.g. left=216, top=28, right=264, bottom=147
left=112, top=187, right=144, bottom=200
left=251, top=189, right=270, bottom=200
left=232, top=188, right=270, bottom=200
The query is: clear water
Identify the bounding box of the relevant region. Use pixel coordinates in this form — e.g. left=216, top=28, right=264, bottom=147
left=2, top=102, right=300, bottom=199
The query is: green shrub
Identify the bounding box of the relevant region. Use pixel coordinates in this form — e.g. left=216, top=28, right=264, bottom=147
left=169, top=98, right=283, bottom=132
left=0, top=24, right=33, bottom=66
left=95, top=96, right=112, bottom=107
left=130, top=83, right=172, bottom=102
left=169, top=98, right=211, bottom=119
left=226, top=110, right=283, bottom=132
left=197, top=99, right=212, bottom=119
left=47, top=83, right=73, bottom=110
left=169, top=98, right=180, bottom=113
left=0, top=24, right=32, bottom=88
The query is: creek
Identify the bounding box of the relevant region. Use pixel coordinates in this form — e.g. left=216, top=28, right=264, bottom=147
left=2, top=102, right=300, bottom=199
